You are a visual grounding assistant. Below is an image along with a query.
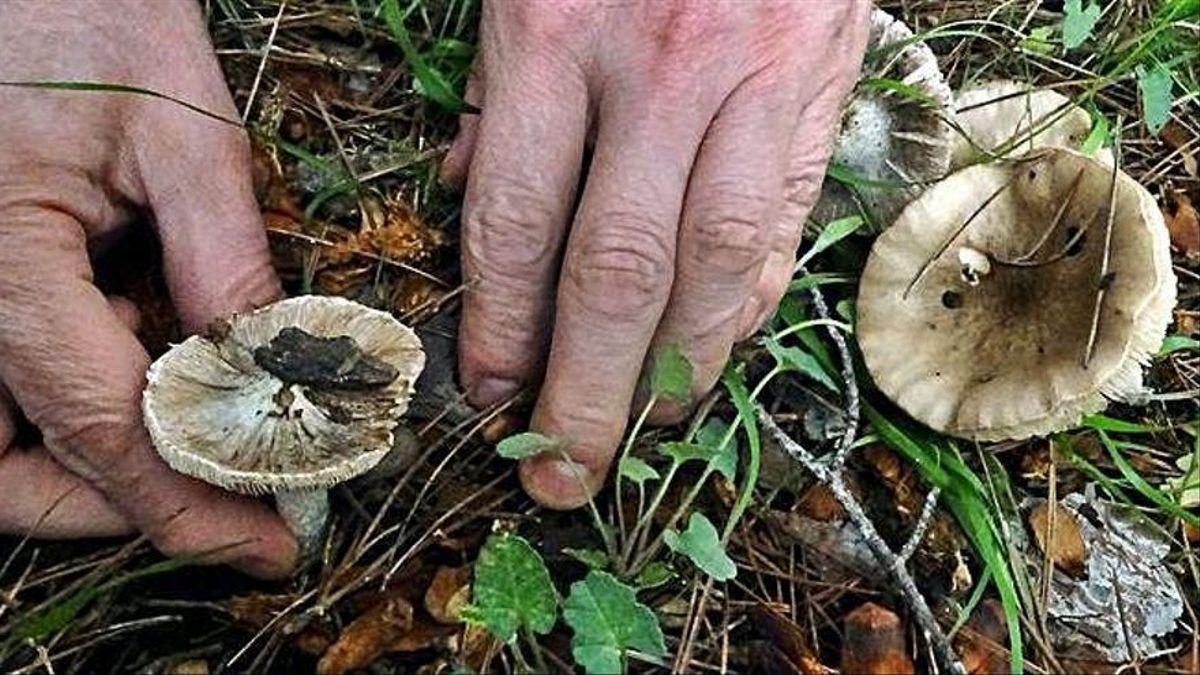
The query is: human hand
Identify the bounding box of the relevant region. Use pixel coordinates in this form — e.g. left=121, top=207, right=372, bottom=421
left=0, top=0, right=296, bottom=577
left=445, top=1, right=870, bottom=508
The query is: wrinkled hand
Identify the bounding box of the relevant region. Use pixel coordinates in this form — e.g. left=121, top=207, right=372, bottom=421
left=445, top=1, right=870, bottom=508
left=0, top=0, right=296, bottom=577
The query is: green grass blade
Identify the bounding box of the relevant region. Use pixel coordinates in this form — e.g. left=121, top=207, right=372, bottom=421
left=0, top=80, right=240, bottom=127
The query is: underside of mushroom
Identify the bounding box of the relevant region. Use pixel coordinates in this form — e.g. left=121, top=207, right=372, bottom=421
left=856, top=148, right=1174, bottom=441
left=143, top=295, right=425, bottom=551
left=810, top=8, right=953, bottom=229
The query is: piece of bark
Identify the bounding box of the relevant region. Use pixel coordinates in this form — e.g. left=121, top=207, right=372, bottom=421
left=1028, top=502, right=1088, bottom=578
left=841, top=603, right=916, bottom=675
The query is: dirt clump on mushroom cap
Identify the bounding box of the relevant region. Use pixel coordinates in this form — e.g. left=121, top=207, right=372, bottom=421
left=143, top=295, right=425, bottom=494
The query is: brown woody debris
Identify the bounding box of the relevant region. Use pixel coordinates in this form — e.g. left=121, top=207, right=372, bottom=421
left=1165, top=191, right=1200, bottom=260
left=955, top=599, right=1009, bottom=674
left=750, top=605, right=828, bottom=675
left=317, top=597, right=415, bottom=675
left=841, top=603, right=915, bottom=675
left=1028, top=502, right=1088, bottom=578
left=424, top=565, right=472, bottom=625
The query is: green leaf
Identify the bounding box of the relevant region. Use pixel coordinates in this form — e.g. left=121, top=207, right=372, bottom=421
left=1137, top=63, right=1174, bottom=135
left=1160, top=334, right=1200, bottom=355
left=619, top=456, right=660, bottom=486
left=1097, top=431, right=1200, bottom=528
left=633, top=561, right=675, bottom=590
left=664, top=513, right=737, bottom=581
left=763, top=338, right=839, bottom=392
left=649, top=344, right=693, bottom=402
left=720, top=364, right=762, bottom=541
left=1019, top=25, right=1056, bottom=55
left=657, top=442, right=716, bottom=466
left=1080, top=111, right=1112, bottom=156
left=496, top=432, right=562, bottom=460
left=565, top=548, right=611, bottom=570
left=697, top=419, right=738, bottom=482
left=796, top=216, right=865, bottom=269
left=380, top=0, right=475, bottom=114
left=1062, top=0, right=1101, bottom=51
left=563, top=571, right=667, bottom=674
left=462, top=534, right=558, bottom=644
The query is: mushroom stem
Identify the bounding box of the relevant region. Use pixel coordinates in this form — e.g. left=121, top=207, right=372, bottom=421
left=276, top=489, right=329, bottom=558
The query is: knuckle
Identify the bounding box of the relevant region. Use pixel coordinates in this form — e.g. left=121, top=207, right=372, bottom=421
left=464, top=182, right=561, bottom=274
left=564, top=216, right=673, bottom=319
left=687, top=194, right=773, bottom=275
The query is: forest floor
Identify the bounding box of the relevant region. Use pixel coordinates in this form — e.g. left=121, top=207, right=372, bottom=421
left=2, top=0, right=1199, bottom=673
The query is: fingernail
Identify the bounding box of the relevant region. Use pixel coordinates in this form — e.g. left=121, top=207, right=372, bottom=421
left=519, top=454, right=596, bottom=511
left=469, top=377, right=520, bottom=407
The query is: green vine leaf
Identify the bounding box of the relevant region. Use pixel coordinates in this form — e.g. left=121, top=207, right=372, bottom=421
left=461, top=534, right=558, bottom=644
left=649, top=344, right=693, bottom=402
left=496, top=432, right=562, bottom=460
left=564, top=571, right=667, bottom=674
left=663, top=512, right=737, bottom=581
left=1062, top=0, right=1100, bottom=51
left=618, top=456, right=660, bottom=486
left=1137, top=64, right=1174, bottom=136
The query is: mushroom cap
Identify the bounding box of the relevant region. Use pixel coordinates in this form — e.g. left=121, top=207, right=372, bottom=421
left=950, top=80, right=1113, bottom=170
left=811, top=8, right=953, bottom=228
left=143, top=296, right=425, bottom=493
left=856, top=148, right=1174, bottom=441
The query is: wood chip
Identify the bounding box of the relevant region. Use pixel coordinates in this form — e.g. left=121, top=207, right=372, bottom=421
left=1028, top=502, right=1088, bottom=578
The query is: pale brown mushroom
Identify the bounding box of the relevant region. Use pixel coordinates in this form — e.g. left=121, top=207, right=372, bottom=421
left=143, top=295, right=425, bottom=553
left=950, top=80, right=1113, bottom=170
left=811, top=8, right=953, bottom=228
left=856, top=148, right=1174, bottom=441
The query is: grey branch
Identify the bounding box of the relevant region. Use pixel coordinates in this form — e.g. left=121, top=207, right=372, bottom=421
left=898, top=487, right=941, bottom=566
left=758, top=410, right=964, bottom=674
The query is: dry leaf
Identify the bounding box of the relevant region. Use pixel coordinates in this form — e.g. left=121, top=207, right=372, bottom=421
left=955, top=599, right=1008, bottom=674
left=1165, top=192, right=1200, bottom=259
left=841, top=603, right=915, bottom=675
left=1161, top=122, right=1198, bottom=178
left=1028, top=502, right=1088, bottom=578
left=797, top=483, right=845, bottom=523
left=317, top=597, right=415, bottom=675
left=424, top=565, right=472, bottom=625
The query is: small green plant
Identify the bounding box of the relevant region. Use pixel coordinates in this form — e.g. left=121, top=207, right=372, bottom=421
left=463, top=533, right=665, bottom=674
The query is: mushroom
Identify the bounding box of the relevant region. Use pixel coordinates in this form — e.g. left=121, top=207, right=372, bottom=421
left=950, top=79, right=1113, bottom=170
left=143, top=295, right=425, bottom=554
left=811, top=8, right=953, bottom=228
left=856, top=148, right=1175, bottom=441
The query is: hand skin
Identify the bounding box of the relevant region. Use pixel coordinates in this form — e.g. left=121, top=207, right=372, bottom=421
left=444, top=1, right=871, bottom=509
left=0, top=1, right=297, bottom=578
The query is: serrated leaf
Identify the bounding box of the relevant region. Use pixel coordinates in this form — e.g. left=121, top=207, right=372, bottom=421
left=563, top=571, right=667, bottom=674
left=1062, top=0, right=1100, bottom=51
left=496, top=432, right=561, bottom=460
left=796, top=215, right=864, bottom=268
left=663, top=513, right=737, bottom=581
left=619, top=456, right=660, bottom=486
left=462, top=534, right=557, bottom=644
left=649, top=344, right=693, bottom=402
left=565, top=548, right=611, bottom=570
left=1138, top=64, right=1174, bottom=135
left=763, top=338, right=839, bottom=392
